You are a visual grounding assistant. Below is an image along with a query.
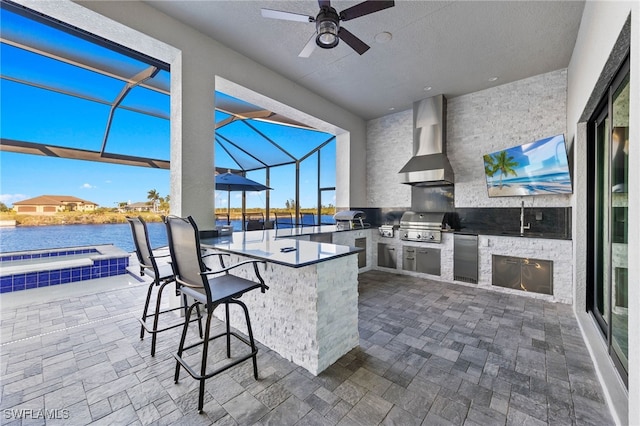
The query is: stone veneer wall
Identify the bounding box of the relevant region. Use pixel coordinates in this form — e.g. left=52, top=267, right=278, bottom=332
left=366, top=109, right=412, bottom=208
left=447, top=69, right=571, bottom=208
left=366, top=69, right=571, bottom=209
left=204, top=253, right=359, bottom=375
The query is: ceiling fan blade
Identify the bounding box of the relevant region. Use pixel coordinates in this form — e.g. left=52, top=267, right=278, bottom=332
left=299, top=32, right=317, bottom=58
left=338, top=27, right=370, bottom=55
left=318, top=0, right=331, bottom=8
left=339, top=0, right=395, bottom=21
left=261, top=8, right=314, bottom=23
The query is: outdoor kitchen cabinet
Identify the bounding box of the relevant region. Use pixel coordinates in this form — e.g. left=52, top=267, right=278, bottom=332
left=355, top=237, right=367, bottom=268
left=492, top=255, right=553, bottom=295
left=403, top=245, right=441, bottom=276
left=377, top=243, right=397, bottom=269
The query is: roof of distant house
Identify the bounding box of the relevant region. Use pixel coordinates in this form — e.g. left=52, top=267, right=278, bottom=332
left=126, top=202, right=152, bottom=209
left=13, top=195, right=99, bottom=206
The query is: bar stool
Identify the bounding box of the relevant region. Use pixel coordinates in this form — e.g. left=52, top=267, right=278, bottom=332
left=165, top=215, right=269, bottom=413
left=273, top=212, right=294, bottom=228
left=127, top=216, right=204, bottom=356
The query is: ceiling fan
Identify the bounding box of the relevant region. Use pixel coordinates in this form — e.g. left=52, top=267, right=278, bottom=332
left=261, top=0, right=395, bottom=57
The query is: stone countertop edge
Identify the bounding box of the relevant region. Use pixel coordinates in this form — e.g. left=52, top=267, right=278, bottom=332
left=200, top=228, right=362, bottom=268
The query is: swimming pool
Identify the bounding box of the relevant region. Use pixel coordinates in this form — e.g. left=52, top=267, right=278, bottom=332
left=0, top=245, right=130, bottom=293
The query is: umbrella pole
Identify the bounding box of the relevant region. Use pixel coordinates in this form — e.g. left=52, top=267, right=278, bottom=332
left=227, top=191, right=231, bottom=225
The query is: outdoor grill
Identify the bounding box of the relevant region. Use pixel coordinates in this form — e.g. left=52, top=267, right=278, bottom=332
left=399, top=211, right=446, bottom=243
left=334, top=210, right=366, bottom=231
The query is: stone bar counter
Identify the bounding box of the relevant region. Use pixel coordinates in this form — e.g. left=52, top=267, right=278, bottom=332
left=200, top=227, right=360, bottom=375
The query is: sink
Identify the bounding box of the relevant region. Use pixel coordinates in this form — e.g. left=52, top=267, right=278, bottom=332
left=499, top=231, right=544, bottom=238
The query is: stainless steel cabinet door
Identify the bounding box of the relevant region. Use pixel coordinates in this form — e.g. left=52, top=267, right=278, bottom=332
left=355, top=238, right=366, bottom=268
left=454, top=234, right=478, bottom=283
left=377, top=243, right=397, bottom=269
left=416, top=247, right=441, bottom=276
left=521, top=258, right=553, bottom=295
left=492, top=255, right=522, bottom=290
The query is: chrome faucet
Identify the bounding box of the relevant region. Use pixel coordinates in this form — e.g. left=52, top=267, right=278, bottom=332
left=520, top=200, right=530, bottom=236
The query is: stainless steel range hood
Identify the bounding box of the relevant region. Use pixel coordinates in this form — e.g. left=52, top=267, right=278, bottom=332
left=399, top=95, right=454, bottom=186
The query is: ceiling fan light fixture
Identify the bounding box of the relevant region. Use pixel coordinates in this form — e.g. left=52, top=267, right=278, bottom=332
left=316, top=19, right=339, bottom=48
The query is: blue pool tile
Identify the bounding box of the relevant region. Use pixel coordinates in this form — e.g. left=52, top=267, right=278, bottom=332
left=50, top=270, right=60, bottom=280
left=13, top=274, right=25, bottom=287
left=1, top=286, right=12, bottom=293
left=61, top=270, right=71, bottom=280
left=38, top=271, right=50, bottom=282
left=13, top=282, right=25, bottom=291
left=71, top=268, right=81, bottom=279
left=26, top=281, right=38, bottom=289
left=1, top=276, right=12, bottom=287
left=26, top=273, right=37, bottom=285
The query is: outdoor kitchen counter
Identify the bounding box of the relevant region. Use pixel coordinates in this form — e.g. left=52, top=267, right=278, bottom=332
left=199, top=229, right=360, bottom=375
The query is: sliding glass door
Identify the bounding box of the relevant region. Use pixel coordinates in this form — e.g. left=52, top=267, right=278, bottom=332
left=588, top=58, right=629, bottom=383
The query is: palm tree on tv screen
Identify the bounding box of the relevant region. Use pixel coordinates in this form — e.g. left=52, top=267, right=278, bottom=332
left=484, top=151, right=519, bottom=189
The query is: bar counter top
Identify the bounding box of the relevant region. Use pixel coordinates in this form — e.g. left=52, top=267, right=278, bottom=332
left=200, top=226, right=362, bottom=268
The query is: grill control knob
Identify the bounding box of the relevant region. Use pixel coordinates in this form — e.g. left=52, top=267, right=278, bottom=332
left=429, top=235, right=435, bottom=240
left=403, top=233, right=408, bottom=238
left=416, top=234, right=421, bottom=239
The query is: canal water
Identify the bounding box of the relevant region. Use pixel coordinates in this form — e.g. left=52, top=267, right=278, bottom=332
left=0, top=216, right=336, bottom=253
left=0, top=223, right=167, bottom=253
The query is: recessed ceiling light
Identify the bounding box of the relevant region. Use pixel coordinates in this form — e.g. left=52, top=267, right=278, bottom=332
left=488, top=76, right=499, bottom=82
left=423, top=86, right=432, bottom=91
left=374, top=31, right=392, bottom=43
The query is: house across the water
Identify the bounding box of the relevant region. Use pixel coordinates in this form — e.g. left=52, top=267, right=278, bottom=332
left=12, top=195, right=99, bottom=215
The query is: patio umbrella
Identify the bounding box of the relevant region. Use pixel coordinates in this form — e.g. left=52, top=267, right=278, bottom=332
left=215, top=172, right=272, bottom=224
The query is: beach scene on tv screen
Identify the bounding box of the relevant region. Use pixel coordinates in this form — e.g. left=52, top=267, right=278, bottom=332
left=483, top=134, right=572, bottom=197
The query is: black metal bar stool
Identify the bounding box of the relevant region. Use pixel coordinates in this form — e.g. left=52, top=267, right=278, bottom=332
left=127, top=216, right=205, bottom=356
left=165, top=215, right=269, bottom=413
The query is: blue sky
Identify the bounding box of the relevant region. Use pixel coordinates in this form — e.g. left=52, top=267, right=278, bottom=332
left=0, top=6, right=335, bottom=211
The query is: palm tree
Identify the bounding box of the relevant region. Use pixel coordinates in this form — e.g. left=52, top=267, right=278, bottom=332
left=159, top=195, right=170, bottom=214
left=147, top=189, right=160, bottom=212
left=489, top=151, right=519, bottom=188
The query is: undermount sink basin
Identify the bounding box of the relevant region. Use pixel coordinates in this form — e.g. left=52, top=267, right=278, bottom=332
left=499, top=231, right=544, bottom=237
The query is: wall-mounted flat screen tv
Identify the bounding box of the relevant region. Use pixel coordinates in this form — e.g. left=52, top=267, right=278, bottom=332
left=483, top=134, right=572, bottom=197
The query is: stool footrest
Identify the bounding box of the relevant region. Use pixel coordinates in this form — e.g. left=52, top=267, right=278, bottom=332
left=138, top=306, right=201, bottom=335
left=174, top=331, right=257, bottom=381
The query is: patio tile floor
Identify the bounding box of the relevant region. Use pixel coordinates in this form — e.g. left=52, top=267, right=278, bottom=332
left=0, top=270, right=614, bottom=425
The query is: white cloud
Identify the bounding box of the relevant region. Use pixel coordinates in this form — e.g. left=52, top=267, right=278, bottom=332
left=0, top=194, right=29, bottom=206
left=81, top=183, right=96, bottom=189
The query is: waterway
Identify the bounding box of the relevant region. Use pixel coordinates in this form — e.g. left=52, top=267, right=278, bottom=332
left=0, top=216, right=336, bottom=253
left=0, top=223, right=167, bottom=253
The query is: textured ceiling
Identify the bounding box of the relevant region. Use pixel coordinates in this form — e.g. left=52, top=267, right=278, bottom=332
left=147, top=0, right=585, bottom=120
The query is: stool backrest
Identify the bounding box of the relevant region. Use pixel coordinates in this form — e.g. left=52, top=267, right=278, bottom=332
left=165, top=216, right=210, bottom=297
left=300, top=212, right=315, bottom=226
left=127, top=216, right=158, bottom=274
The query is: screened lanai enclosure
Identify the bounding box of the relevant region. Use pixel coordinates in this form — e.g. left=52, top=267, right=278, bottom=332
left=0, top=0, right=336, bottom=229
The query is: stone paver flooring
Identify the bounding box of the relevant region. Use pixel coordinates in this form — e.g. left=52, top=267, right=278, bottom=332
left=0, top=270, right=614, bottom=425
